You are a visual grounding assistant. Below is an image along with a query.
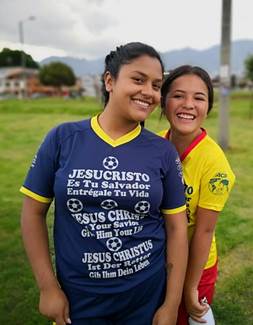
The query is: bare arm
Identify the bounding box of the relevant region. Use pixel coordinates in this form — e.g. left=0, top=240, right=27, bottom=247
left=184, top=206, right=219, bottom=322
left=153, top=211, right=188, bottom=325
left=21, top=196, right=71, bottom=325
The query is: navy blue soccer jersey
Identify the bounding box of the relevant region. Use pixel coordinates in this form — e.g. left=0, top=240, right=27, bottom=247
left=20, top=116, right=186, bottom=294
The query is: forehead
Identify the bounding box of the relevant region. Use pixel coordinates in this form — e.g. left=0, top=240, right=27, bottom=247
left=119, top=55, right=163, bottom=80
left=170, top=74, right=208, bottom=93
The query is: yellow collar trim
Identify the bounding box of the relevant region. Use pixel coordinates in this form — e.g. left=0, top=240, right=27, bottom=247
left=91, top=115, right=141, bottom=147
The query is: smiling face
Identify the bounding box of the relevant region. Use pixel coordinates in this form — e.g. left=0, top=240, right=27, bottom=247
left=164, top=74, right=209, bottom=137
left=104, top=54, right=163, bottom=123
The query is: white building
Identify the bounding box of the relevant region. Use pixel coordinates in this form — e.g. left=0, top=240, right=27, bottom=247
left=80, top=74, right=102, bottom=98
left=0, top=67, right=38, bottom=97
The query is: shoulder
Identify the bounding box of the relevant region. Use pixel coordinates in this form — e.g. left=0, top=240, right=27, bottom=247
left=141, top=128, right=175, bottom=151
left=200, top=134, right=230, bottom=161
left=45, top=118, right=90, bottom=144
left=198, top=134, right=235, bottom=180
left=54, top=118, right=90, bottom=137
left=141, top=128, right=180, bottom=171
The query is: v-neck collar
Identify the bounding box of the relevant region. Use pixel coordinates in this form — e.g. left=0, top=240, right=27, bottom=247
left=165, top=128, right=207, bottom=162
left=90, top=115, right=142, bottom=147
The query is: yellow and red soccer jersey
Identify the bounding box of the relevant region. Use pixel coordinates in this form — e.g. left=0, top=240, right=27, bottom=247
left=159, top=128, right=235, bottom=269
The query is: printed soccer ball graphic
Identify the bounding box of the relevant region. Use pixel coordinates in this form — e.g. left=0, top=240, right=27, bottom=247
left=67, top=198, right=83, bottom=213
left=103, top=156, right=119, bottom=170
left=101, top=199, right=118, bottom=210
left=134, top=201, right=150, bottom=214
left=106, top=237, right=122, bottom=252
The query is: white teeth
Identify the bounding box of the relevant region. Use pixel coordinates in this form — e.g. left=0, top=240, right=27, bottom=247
left=177, top=113, right=195, bottom=120
left=134, top=99, right=150, bottom=108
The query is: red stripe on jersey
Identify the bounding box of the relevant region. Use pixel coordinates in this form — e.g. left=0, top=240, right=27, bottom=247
left=181, top=128, right=207, bottom=162
left=165, top=128, right=207, bottom=162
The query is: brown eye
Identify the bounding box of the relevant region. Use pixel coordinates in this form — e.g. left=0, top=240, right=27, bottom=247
left=153, top=83, right=161, bottom=91
left=132, top=77, right=144, bottom=84
left=195, top=97, right=205, bottom=101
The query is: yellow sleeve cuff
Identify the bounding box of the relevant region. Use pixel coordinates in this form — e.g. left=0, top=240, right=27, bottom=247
left=20, top=186, right=53, bottom=203
left=161, top=204, right=186, bottom=215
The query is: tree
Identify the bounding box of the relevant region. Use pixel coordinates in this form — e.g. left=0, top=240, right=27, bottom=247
left=39, top=62, right=76, bottom=89
left=0, top=48, right=39, bottom=68
left=245, top=54, right=253, bottom=82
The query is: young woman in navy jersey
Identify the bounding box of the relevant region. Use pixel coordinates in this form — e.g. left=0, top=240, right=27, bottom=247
left=20, top=42, right=188, bottom=325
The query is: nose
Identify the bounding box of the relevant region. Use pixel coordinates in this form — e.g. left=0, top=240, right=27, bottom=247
left=182, top=96, right=194, bottom=109
left=141, top=82, right=153, bottom=97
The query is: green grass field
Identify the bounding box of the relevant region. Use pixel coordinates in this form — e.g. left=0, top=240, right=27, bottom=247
left=0, top=94, right=253, bottom=324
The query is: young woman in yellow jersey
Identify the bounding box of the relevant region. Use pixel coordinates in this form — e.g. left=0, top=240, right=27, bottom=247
left=159, top=65, right=235, bottom=324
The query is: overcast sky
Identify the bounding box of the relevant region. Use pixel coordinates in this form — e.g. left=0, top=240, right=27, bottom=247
left=0, top=0, right=252, bottom=62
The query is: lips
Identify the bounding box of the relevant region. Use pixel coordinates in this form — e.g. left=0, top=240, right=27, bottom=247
left=133, top=99, right=152, bottom=109
left=176, top=113, right=195, bottom=120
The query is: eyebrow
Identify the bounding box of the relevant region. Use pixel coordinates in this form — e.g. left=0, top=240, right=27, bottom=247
left=132, top=71, right=163, bottom=83
left=173, top=89, right=207, bottom=97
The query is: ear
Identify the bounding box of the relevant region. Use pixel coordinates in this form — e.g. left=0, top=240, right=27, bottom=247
left=104, top=71, right=114, bottom=92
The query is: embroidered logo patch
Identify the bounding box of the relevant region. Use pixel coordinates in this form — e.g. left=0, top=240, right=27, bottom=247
left=208, top=172, right=229, bottom=195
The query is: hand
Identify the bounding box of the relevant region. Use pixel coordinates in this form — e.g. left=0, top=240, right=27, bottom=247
left=152, top=303, right=178, bottom=325
left=184, top=289, right=209, bottom=323
left=39, top=285, right=71, bottom=325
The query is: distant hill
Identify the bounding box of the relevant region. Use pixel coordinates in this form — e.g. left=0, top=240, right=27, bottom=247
left=40, top=39, right=253, bottom=77
left=40, top=56, right=104, bottom=76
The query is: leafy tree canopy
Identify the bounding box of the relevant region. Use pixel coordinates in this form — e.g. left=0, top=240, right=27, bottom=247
left=245, top=54, right=253, bottom=82
left=39, top=62, right=76, bottom=87
left=0, top=48, right=39, bottom=68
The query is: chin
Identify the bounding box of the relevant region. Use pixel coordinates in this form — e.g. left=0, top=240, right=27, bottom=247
left=172, top=125, right=195, bottom=135
left=135, top=111, right=151, bottom=122
left=173, top=121, right=196, bottom=131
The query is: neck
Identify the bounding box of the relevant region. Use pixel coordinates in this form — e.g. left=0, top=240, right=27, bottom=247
left=98, top=107, right=139, bottom=140
left=169, top=129, right=203, bottom=157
